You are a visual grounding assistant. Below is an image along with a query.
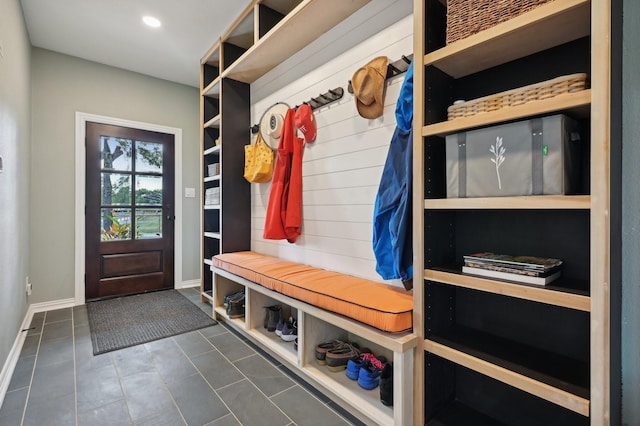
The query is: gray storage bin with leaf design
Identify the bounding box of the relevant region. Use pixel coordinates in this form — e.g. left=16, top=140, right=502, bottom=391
left=446, top=114, right=582, bottom=198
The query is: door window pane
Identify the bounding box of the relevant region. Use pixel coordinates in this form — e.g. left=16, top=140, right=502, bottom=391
left=101, top=137, right=132, bottom=171
left=101, top=208, right=131, bottom=240
left=135, top=141, right=163, bottom=173
left=101, top=173, right=131, bottom=205
left=135, top=176, right=162, bottom=205
left=136, top=208, right=163, bottom=239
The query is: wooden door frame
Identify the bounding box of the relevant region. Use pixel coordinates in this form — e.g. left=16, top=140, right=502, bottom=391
left=74, top=112, right=183, bottom=305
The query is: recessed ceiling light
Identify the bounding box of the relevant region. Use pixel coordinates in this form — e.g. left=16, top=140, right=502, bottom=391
left=142, top=16, right=161, bottom=28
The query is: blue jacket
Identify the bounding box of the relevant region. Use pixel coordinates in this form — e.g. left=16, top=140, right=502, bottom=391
left=373, top=127, right=413, bottom=281
left=373, top=61, right=413, bottom=282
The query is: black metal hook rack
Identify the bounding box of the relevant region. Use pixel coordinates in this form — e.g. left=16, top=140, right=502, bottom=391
left=250, top=87, right=344, bottom=134
left=347, top=54, right=413, bottom=94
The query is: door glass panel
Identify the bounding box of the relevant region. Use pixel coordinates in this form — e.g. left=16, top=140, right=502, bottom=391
left=101, top=137, right=132, bottom=171
left=135, top=141, right=163, bottom=173
left=136, top=208, right=163, bottom=239
left=100, top=208, right=131, bottom=240
left=101, top=173, right=131, bottom=205
left=135, top=176, right=162, bottom=205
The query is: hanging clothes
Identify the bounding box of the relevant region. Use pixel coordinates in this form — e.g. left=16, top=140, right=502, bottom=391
left=263, top=108, right=303, bottom=243
left=373, top=61, right=414, bottom=283
left=372, top=127, right=413, bottom=281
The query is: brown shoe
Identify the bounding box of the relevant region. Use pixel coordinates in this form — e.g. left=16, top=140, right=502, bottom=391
left=326, top=342, right=361, bottom=372
left=315, top=340, right=344, bottom=365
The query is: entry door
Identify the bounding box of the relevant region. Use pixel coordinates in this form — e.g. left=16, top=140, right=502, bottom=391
left=85, top=122, right=175, bottom=300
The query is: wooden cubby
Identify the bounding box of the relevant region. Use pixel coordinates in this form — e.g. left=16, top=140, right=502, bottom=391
left=413, top=0, right=619, bottom=423
left=210, top=266, right=416, bottom=425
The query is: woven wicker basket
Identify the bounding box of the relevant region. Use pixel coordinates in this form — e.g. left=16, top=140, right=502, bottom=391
left=447, top=73, right=588, bottom=120
left=446, top=0, right=554, bottom=44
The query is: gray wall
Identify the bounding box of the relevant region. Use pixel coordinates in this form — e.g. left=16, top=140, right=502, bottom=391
left=0, top=0, right=31, bottom=368
left=29, top=48, right=201, bottom=303
left=622, top=0, right=639, bottom=422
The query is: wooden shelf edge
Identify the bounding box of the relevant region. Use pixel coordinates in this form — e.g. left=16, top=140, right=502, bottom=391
left=423, top=269, right=590, bottom=312
left=422, top=90, right=591, bottom=137
left=204, top=232, right=221, bottom=239
left=214, top=306, right=247, bottom=330
left=424, top=338, right=590, bottom=417
left=204, top=258, right=213, bottom=266
left=202, top=77, right=221, bottom=97
left=222, top=0, right=371, bottom=83
left=424, top=195, right=591, bottom=210
left=204, top=115, right=221, bottom=129
left=204, top=145, right=220, bottom=155
left=204, top=205, right=221, bottom=210
left=424, top=0, right=590, bottom=78
left=244, top=328, right=298, bottom=366
left=204, top=175, right=221, bottom=183
left=201, top=290, right=214, bottom=302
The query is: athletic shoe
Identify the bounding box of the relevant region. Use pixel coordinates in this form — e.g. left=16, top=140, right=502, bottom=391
left=357, top=355, right=387, bottom=390
left=379, top=362, right=393, bottom=406
left=345, top=352, right=376, bottom=380
left=280, top=319, right=297, bottom=342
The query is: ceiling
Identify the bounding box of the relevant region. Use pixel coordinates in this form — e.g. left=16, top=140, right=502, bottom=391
left=20, top=0, right=253, bottom=87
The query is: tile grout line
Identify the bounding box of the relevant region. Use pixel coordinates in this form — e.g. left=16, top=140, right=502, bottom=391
left=19, top=312, right=46, bottom=426
left=172, top=332, right=243, bottom=425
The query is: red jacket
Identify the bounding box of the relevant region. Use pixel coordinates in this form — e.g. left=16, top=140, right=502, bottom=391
left=263, top=108, right=303, bottom=243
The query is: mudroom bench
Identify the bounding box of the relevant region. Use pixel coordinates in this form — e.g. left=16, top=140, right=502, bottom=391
left=209, top=251, right=416, bottom=426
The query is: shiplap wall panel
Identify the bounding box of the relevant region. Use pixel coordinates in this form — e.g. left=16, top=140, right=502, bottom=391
left=250, top=5, right=413, bottom=285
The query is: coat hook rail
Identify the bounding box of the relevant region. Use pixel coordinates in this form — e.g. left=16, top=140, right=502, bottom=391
left=250, top=87, right=344, bottom=134
left=347, top=53, right=414, bottom=94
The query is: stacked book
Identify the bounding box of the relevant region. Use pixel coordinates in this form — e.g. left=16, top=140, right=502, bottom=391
left=462, top=252, right=563, bottom=285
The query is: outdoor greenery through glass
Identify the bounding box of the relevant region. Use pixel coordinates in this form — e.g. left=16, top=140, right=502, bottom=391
left=100, top=137, right=164, bottom=241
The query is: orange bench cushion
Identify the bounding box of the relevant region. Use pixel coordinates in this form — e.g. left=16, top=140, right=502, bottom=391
left=213, top=251, right=413, bottom=333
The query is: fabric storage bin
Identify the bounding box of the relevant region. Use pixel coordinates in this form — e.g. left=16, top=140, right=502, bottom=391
left=446, top=114, right=582, bottom=198
left=205, top=187, right=220, bottom=205
left=208, top=163, right=220, bottom=177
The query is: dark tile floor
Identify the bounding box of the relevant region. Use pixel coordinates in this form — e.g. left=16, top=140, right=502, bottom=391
left=0, top=288, right=363, bottom=426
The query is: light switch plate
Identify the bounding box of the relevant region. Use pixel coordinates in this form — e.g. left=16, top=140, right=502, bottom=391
left=184, top=187, right=195, bottom=198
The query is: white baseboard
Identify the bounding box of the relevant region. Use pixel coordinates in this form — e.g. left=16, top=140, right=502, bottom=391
left=0, top=298, right=77, bottom=407
left=177, top=279, right=200, bottom=289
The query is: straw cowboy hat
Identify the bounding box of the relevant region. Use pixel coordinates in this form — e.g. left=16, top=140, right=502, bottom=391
left=351, top=56, right=389, bottom=119
left=260, top=102, right=290, bottom=147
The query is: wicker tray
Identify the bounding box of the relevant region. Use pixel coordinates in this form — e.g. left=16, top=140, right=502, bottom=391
left=446, top=0, right=554, bottom=45
left=447, top=73, right=588, bottom=120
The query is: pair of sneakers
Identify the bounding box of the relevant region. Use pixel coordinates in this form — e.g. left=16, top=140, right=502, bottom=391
left=345, top=352, right=388, bottom=390
left=278, top=317, right=297, bottom=342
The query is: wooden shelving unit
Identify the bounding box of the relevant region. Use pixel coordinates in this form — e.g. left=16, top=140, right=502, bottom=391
left=200, top=0, right=373, bottom=305
left=413, top=0, right=617, bottom=424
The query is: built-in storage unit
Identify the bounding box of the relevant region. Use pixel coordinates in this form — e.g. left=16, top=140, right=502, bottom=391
left=413, top=0, right=619, bottom=424
left=199, top=0, right=372, bottom=304
left=211, top=266, right=416, bottom=425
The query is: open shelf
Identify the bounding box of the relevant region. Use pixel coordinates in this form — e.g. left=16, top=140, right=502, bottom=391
left=424, top=327, right=590, bottom=416
left=424, top=0, right=590, bottom=79
left=245, top=327, right=298, bottom=366
left=422, top=90, right=591, bottom=137
left=203, top=145, right=220, bottom=156
left=204, top=115, right=220, bottom=129
left=424, top=195, right=590, bottom=210
left=222, top=0, right=370, bottom=83
left=424, top=267, right=590, bottom=312
left=426, top=400, right=504, bottom=426
left=202, top=77, right=221, bottom=97
left=201, top=290, right=214, bottom=303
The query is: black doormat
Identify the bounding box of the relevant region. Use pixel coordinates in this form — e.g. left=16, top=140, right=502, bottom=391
left=87, top=290, right=217, bottom=355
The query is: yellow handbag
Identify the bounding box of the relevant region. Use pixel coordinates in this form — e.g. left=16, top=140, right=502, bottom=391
left=244, top=133, right=275, bottom=183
